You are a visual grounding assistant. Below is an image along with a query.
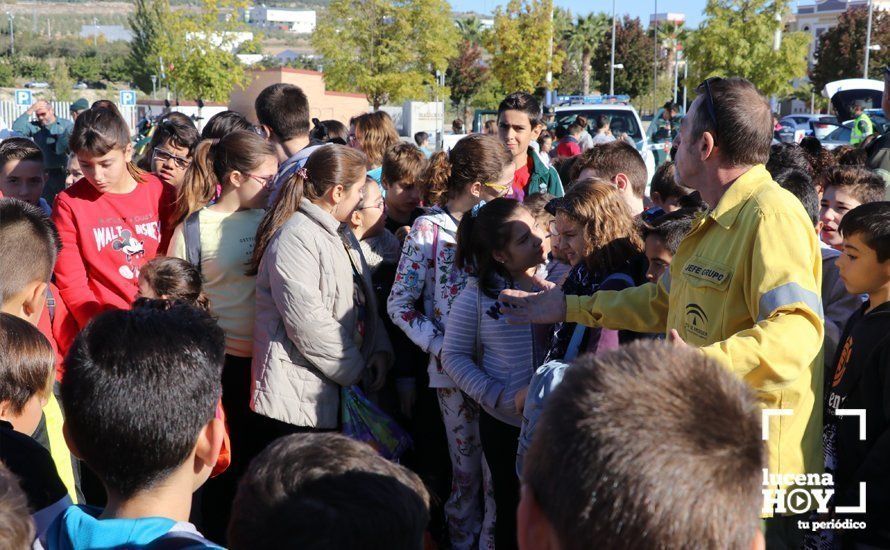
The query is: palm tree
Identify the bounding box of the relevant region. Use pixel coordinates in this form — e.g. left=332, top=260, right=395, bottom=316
left=657, top=20, right=687, bottom=83
left=456, top=16, right=485, bottom=46
left=564, top=13, right=610, bottom=95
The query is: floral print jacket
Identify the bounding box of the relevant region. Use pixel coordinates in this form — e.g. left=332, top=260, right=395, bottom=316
left=387, top=206, right=467, bottom=388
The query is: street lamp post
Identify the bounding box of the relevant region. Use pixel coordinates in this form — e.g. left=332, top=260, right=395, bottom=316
left=653, top=0, right=659, bottom=117
left=7, top=13, right=14, bottom=57
left=682, top=59, right=688, bottom=113
left=610, top=0, right=617, bottom=95
left=150, top=75, right=157, bottom=100
left=865, top=0, right=875, bottom=78
left=673, top=48, right=680, bottom=103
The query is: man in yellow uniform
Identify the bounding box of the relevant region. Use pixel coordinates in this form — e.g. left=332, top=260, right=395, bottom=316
left=501, top=77, right=823, bottom=548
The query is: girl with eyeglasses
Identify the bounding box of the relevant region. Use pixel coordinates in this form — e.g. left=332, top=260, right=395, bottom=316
left=138, top=113, right=200, bottom=189
left=387, top=133, right=513, bottom=550
left=166, top=129, right=278, bottom=537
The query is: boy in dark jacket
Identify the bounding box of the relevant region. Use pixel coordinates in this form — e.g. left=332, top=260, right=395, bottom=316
left=824, top=201, right=890, bottom=547
left=497, top=92, right=563, bottom=201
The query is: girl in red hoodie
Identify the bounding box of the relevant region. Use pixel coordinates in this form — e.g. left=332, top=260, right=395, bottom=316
left=52, top=107, right=174, bottom=328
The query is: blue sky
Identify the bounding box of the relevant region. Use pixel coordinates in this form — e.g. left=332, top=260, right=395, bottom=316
left=450, top=0, right=710, bottom=28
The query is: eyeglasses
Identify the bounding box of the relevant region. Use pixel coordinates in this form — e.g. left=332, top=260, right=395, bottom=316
left=548, top=221, right=560, bottom=238
left=246, top=173, right=276, bottom=188
left=700, top=77, right=722, bottom=141
left=152, top=147, right=191, bottom=170
left=358, top=197, right=385, bottom=211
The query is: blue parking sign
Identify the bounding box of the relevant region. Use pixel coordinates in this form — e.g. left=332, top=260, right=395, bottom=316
left=119, top=90, right=136, bottom=107
left=15, top=90, right=32, bottom=106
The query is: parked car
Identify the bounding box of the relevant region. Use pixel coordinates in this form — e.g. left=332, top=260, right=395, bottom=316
left=24, top=81, right=49, bottom=89
left=779, top=114, right=838, bottom=141
left=553, top=95, right=657, bottom=185
left=819, top=121, right=853, bottom=151
left=72, top=82, right=88, bottom=90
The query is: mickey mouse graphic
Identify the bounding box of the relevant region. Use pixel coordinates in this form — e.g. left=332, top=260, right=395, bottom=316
left=112, top=230, right=145, bottom=280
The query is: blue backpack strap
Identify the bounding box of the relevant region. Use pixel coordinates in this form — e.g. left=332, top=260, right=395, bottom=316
left=145, top=530, right=219, bottom=549
left=183, top=210, right=202, bottom=271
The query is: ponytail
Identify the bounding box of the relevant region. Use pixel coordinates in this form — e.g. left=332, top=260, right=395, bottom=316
left=424, top=151, right=451, bottom=206
left=454, top=198, right=527, bottom=299
left=248, top=144, right=367, bottom=275
left=173, top=140, right=217, bottom=225
left=172, top=130, right=276, bottom=226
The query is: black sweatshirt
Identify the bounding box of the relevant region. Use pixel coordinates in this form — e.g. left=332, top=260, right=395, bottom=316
left=823, top=300, right=890, bottom=546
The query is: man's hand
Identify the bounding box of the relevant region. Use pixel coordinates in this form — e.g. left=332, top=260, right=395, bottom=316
left=364, top=352, right=389, bottom=392
left=498, top=276, right=566, bottom=325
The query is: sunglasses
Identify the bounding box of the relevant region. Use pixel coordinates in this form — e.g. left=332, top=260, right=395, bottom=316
left=700, top=77, right=722, bottom=141
left=152, top=147, right=191, bottom=170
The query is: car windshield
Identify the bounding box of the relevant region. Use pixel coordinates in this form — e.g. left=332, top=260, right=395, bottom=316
left=555, top=109, right=643, bottom=142
left=826, top=125, right=851, bottom=141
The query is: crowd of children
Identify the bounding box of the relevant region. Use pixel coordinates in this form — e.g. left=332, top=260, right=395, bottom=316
left=1, top=78, right=890, bottom=550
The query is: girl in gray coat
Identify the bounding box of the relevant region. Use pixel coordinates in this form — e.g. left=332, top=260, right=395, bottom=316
left=248, top=145, right=392, bottom=443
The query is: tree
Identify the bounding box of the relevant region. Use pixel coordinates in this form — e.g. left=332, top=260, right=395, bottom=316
left=49, top=59, right=75, bottom=102
left=312, top=0, right=457, bottom=109
left=156, top=0, right=250, bottom=103
left=456, top=16, right=486, bottom=45
left=446, top=41, right=489, bottom=126
left=237, top=33, right=264, bottom=54
left=0, top=62, right=14, bottom=88
left=591, top=16, right=656, bottom=98
left=810, top=7, right=890, bottom=92
left=70, top=54, right=102, bottom=83
left=485, top=0, right=564, bottom=93
left=564, top=13, right=610, bottom=95
left=128, top=0, right=170, bottom=93
left=685, top=0, right=810, bottom=98
left=657, top=20, right=688, bottom=84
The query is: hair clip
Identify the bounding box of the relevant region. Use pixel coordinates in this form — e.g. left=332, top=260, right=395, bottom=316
left=471, top=200, right=487, bottom=218
left=296, top=166, right=309, bottom=180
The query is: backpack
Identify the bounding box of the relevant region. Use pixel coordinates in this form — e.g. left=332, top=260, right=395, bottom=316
left=183, top=210, right=202, bottom=273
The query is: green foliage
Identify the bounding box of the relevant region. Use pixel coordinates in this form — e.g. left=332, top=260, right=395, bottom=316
left=685, top=0, right=810, bottom=98
left=312, top=0, right=457, bottom=109
left=810, top=7, right=890, bottom=92
left=591, top=16, right=657, bottom=98
left=446, top=41, right=489, bottom=125
left=0, top=62, right=14, bottom=87
left=563, top=12, right=610, bottom=95
left=485, top=0, right=564, bottom=93
left=237, top=33, right=264, bottom=54
left=13, top=57, right=51, bottom=81
left=456, top=16, right=486, bottom=45
left=101, top=54, right=131, bottom=83
left=49, top=60, right=75, bottom=102
left=70, top=54, right=102, bottom=83
left=128, top=0, right=170, bottom=93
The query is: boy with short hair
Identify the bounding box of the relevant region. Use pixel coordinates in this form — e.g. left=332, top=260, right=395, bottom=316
left=648, top=161, right=693, bottom=214
left=254, top=83, right=323, bottom=205
left=819, top=165, right=886, bottom=251
left=777, top=168, right=865, bottom=370
left=413, top=131, right=431, bottom=157
left=0, top=138, right=50, bottom=215
left=569, top=140, right=648, bottom=216
left=497, top=92, right=563, bottom=201
left=45, top=302, right=227, bottom=548
left=0, top=199, right=79, bottom=502
left=0, top=313, right=71, bottom=539
left=381, top=142, right=428, bottom=239
left=555, top=124, right=583, bottom=159
left=641, top=207, right=700, bottom=284
left=518, top=342, right=766, bottom=550
left=824, top=202, right=890, bottom=547
left=228, top=432, right=429, bottom=550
